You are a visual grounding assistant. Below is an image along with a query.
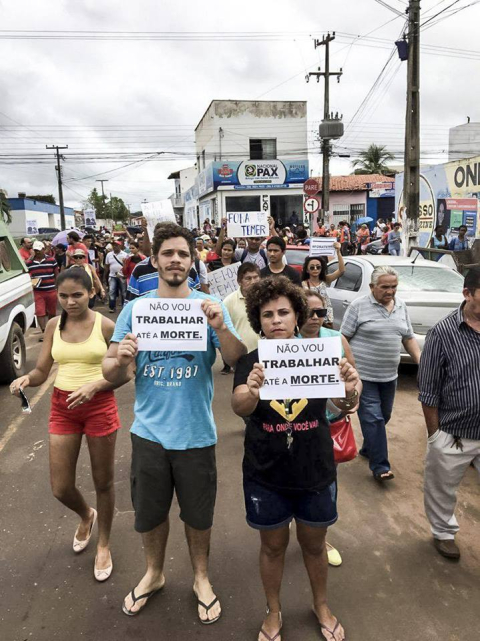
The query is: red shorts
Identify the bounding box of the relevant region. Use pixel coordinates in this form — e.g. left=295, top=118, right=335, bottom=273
left=34, top=289, right=57, bottom=317
left=49, top=388, right=121, bottom=437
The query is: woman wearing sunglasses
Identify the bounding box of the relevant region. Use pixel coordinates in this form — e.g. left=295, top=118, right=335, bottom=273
left=71, top=251, right=106, bottom=308
left=232, top=277, right=360, bottom=641
left=299, top=291, right=358, bottom=570
left=301, top=248, right=345, bottom=328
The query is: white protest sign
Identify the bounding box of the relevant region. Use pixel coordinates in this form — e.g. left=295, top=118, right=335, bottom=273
left=141, top=200, right=176, bottom=239
left=132, top=298, right=207, bottom=351
left=226, top=211, right=268, bottom=238
left=309, top=237, right=336, bottom=257
left=26, top=219, right=39, bottom=235
left=84, top=208, right=96, bottom=227
left=207, top=262, right=240, bottom=300
left=258, top=337, right=345, bottom=400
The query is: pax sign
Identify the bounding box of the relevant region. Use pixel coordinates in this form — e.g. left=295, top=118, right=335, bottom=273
left=303, top=178, right=320, bottom=196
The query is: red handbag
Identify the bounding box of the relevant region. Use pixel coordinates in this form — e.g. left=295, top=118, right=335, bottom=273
left=330, top=415, right=358, bottom=464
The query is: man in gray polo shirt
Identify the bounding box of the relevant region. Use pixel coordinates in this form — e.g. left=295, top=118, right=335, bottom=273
left=341, top=265, right=421, bottom=481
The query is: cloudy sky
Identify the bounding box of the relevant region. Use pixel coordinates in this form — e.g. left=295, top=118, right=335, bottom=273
left=1, top=0, right=479, bottom=211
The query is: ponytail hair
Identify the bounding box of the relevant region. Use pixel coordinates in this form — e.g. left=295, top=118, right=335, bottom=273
left=56, top=267, right=94, bottom=331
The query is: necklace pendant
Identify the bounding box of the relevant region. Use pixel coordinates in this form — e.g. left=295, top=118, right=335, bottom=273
left=286, top=432, right=293, bottom=449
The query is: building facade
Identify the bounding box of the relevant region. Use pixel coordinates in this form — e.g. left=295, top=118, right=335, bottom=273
left=7, top=196, right=75, bottom=236
left=181, top=100, right=309, bottom=230
left=312, top=174, right=395, bottom=229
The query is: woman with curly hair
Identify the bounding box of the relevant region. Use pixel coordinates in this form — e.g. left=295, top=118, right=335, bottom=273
left=301, top=247, right=345, bottom=328
left=232, top=276, right=359, bottom=641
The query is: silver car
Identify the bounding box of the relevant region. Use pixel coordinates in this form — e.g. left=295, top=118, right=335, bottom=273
left=325, top=255, right=464, bottom=358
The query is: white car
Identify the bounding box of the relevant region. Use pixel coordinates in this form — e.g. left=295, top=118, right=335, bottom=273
left=0, top=220, right=35, bottom=382
left=326, top=255, right=464, bottom=359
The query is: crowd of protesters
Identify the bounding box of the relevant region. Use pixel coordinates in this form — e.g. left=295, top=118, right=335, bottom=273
left=10, top=216, right=480, bottom=641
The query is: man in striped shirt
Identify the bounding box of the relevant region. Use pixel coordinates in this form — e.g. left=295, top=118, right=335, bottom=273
left=341, top=266, right=421, bottom=481
left=26, top=241, right=59, bottom=340
left=418, top=266, right=480, bottom=560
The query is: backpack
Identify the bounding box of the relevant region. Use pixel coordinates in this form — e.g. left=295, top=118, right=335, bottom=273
left=240, top=248, right=268, bottom=268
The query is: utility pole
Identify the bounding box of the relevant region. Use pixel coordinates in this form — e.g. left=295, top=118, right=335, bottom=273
left=306, top=33, right=343, bottom=233
left=46, top=145, right=68, bottom=230
left=404, top=0, right=421, bottom=245
left=96, top=179, right=109, bottom=228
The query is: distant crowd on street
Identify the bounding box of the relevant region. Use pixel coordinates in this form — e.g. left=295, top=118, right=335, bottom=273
left=10, top=213, right=480, bottom=641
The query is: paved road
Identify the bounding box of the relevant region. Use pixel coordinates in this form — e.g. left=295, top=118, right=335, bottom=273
left=0, top=321, right=478, bottom=641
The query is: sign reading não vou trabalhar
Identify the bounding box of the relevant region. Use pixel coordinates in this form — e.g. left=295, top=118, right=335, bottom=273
left=258, top=337, right=345, bottom=400
left=226, top=211, right=268, bottom=238
left=132, top=298, right=207, bottom=351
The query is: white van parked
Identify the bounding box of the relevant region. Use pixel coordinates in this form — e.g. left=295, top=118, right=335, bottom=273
left=0, top=221, right=35, bottom=382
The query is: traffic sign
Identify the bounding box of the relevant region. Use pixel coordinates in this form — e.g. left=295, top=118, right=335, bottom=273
left=303, top=196, right=320, bottom=214
left=303, top=178, right=320, bottom=196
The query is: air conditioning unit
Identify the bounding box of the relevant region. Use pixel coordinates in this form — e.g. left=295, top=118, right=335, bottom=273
left=319, top=119, right=344, bottom=140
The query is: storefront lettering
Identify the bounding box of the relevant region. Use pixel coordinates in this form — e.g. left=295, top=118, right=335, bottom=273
left=454, top=163, right=480, bottom=189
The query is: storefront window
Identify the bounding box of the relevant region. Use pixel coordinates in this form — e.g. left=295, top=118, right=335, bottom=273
left=225, top=196, right=261, bottom=213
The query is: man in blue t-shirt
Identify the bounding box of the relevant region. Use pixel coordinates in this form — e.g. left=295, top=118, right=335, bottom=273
left=103, top=222, right=245, bottom=623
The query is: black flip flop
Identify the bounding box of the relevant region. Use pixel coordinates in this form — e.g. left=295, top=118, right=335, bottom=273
left=374, top=470, right=395, bottom=482
left=122, top=586, right=162, bottom=616
left=193, top=588, right=221, bottom=625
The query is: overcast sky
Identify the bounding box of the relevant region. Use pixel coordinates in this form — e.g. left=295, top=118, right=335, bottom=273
left=1, top=0, right=479, bottom=211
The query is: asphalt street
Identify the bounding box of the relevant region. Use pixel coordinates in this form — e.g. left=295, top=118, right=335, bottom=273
left=0, top=313, right=479, bottom=641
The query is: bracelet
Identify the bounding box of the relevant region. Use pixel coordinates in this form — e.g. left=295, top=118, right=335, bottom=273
left=340, top=389, right=359, bottom=409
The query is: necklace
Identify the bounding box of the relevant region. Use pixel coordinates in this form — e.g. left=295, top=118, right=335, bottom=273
left=283, top=400, right=294, bottom=449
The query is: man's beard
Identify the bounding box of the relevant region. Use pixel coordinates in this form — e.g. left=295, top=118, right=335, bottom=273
left=159, top=265, right=189, bottom=288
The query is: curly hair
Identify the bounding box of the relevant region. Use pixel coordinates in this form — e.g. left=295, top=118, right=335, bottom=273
left=245, top=276, right=309, bottom=335
left=152, top=222, right=195, bottom=258
left=301, top=255, right=327, bottom=283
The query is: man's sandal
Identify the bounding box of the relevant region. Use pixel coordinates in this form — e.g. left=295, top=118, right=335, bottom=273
left=373, top=470, right=395, bottom=482
left=122, top=586, right=162, bottom=616
left=193, top=588, right=222, bottom=625
left=259, top=608, right=282, bottom=641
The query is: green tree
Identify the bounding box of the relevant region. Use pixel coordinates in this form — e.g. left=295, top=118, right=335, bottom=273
left=85, top=187, right=107, bottom=219
left=0, top=190, right=11, bottom=224
left=26, top=194, right=56, bottom=205
left=109, top=196, right=129, bottom=223
left=352, top=144, right=395, bottom=175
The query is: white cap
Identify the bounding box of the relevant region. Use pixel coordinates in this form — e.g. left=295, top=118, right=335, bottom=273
left=32, top=241, right=45, bottom=251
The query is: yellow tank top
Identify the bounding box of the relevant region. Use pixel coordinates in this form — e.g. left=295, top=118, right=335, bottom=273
left=52, top=312, right=107, bottom=391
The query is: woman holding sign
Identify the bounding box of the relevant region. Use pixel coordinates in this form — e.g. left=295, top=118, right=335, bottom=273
left=301, top=247, right=345, bottom=328
left=232, top=276, right=359, bottom=641
left=10, top=269, right=128, bottom=582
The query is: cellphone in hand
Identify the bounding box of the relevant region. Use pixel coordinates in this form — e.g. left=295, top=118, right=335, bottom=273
left=19, top=388, right=32, bottom=414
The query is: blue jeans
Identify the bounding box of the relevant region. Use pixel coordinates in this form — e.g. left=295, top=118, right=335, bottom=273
left=389, top=246, right=400, bottom=256
left=109, top=276, right=126, bottom=310
left=357, top=379, right=397, bottom=475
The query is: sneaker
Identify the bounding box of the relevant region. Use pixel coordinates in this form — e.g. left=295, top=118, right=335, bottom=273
left=109, top=309, right=115, bottom=314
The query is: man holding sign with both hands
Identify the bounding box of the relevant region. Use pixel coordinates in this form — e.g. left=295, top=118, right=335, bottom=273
left=232, top=276, right=360, bottom=641
left=102, top=223, right=245, bottom=624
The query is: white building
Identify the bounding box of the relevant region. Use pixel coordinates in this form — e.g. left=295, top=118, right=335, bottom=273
left=180, top=100, right=309, bottom=230
left=168, top=165, right=197, bottom=221
left=7, top=195, right=75, bottom=236
left=449, top=121, right=480, bottom=161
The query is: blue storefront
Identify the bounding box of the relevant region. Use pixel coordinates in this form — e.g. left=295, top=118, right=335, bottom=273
left=184, top=158, right=309, bottom=229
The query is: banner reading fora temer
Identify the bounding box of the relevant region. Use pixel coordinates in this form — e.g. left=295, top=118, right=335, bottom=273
left=132, top=298, right=207, bottom=351
left=258, top=337, right=345, bottom=400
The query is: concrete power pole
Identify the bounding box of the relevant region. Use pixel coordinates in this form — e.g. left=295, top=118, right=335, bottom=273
left=404, top=0, right=421, bottom=246
left=46, top=145, right=68, bottom=231
left=96, top=179, right=109, bottom=228
left=306, top=33, right=343, bottom=230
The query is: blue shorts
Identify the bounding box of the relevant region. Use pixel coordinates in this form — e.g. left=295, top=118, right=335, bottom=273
left=243, top=478, right=338, bottom=531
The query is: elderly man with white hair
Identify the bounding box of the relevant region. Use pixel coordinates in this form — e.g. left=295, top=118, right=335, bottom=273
left=341, top=266, right=421, bottom=481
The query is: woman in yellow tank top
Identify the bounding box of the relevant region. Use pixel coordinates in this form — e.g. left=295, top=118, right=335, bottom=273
left=10, top=268, right=130, bottom=582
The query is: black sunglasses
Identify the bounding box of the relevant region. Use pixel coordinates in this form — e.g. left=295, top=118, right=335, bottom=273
left=309, top=308, right=328, bottom=319
left=309, top=264, right=322, bottom=270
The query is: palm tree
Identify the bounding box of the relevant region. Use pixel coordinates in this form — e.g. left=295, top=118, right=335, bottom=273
left=0, top=190, right=11, bottom=224
left=352, top=144, right=395, bottom=175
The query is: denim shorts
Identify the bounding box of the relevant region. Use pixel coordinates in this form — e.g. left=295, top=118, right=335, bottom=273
left=243, top=477, right=338, bottom=530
